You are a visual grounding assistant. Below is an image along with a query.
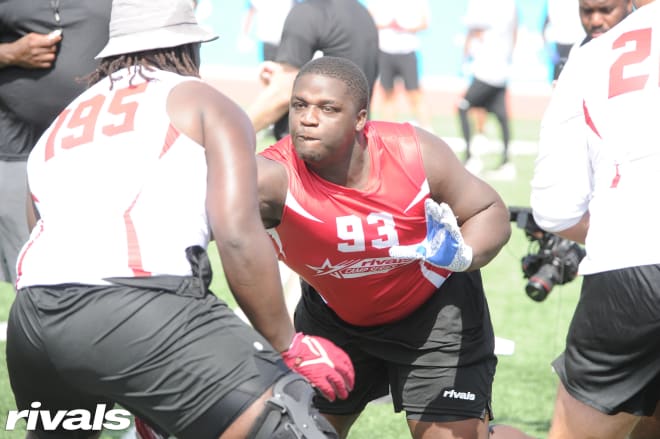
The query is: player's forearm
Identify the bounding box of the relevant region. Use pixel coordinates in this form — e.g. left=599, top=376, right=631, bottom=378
left=247, top=87, right=290, bottom=133
left=218, top=228, right=294, bottom=352
left=555, top=213, right=589, bottom=244
left=401, top=18, right=428, bottom=33
left=461, top=200, right=512, bottom=270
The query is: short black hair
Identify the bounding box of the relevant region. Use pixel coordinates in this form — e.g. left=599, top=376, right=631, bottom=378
left=295, top=56, right=369, bottom=112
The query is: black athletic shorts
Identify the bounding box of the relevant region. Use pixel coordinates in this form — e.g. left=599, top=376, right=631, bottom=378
left=460, top=78, right=506, bottom=113
left=7, top=276, right=289, bottom=439
left=378, top=51, right=420, bottom=91
left=552, top=264, right=660, bottom=416
left=294, top=270, right=497, bottom=422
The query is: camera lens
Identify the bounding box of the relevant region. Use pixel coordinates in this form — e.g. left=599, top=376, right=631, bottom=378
left=525, top=264, right=558, bottom=302
left=525, top=279, right=551, bottom=301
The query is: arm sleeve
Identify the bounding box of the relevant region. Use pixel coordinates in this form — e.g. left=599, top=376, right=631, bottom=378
left=275, top=2, right=322, bottom=68
left=531, top=51, right=593, bottom=233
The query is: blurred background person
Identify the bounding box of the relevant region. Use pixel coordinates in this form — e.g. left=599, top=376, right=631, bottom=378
left=578, top=0, right=632, bottom=45
left=552, top=0, right=632, bottom=82
left=238, top=0, right=294, bottom=62
left=543, top=0, right=586, bottom=82
left=368, top=0, right=433, bottom=131
left=457, top=0, right=518, bottom=180
left=238, top=0, right=295, bottom=140
left=246, top=0, right=379, bottom=141
left=0, top=0, right=111, bottom=288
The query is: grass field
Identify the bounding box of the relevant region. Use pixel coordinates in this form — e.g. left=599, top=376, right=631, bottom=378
left=0, top=115, right=581, bottom=438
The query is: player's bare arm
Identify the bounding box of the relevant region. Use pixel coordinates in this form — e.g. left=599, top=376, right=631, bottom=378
left=256, top=155, right=288, bottom=229
left=167, top=80, right=294, bottom=352
left=554, top=211, right=589, bottom=244
left=417, top=127, right=511, bottom=269
left=246, top=62, right=299, bottom=132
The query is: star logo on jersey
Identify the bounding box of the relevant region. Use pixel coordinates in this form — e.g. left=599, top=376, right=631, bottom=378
left=306, top=258, right=361, bottom=278
left=306, top=257, right=412, bottom=279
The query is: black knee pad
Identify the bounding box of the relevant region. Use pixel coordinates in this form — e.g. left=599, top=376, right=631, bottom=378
left=248, top=373, right=338, bottom=439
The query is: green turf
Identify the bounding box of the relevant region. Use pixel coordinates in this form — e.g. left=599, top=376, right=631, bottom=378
left=0, top=117, right=578, bottom=438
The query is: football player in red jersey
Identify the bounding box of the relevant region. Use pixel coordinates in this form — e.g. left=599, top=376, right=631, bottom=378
left=257, top=55, right=512, bottom=439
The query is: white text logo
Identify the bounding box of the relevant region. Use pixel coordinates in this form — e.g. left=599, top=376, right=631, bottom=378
left=306, top=257, right=412, bottom=279
left=5, top=402, right=131, bottom=431
left=442, top=389, right=476, bottom=401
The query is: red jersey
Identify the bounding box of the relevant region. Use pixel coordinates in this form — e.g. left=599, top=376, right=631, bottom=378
left=260, top=121, right=451, bottom=326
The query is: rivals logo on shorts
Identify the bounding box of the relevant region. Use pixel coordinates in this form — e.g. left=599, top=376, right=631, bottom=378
left=5, top=402, right=131, bottom=431
left=442, top=388, right=476, bottom=401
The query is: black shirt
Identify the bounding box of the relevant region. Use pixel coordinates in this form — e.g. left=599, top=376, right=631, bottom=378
left=0, top=0, right=111, bottom=160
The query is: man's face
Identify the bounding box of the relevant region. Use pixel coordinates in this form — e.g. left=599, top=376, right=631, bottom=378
left=579, top=0, right=633, bottom=39
left=289, top=73, right=365, bottom=169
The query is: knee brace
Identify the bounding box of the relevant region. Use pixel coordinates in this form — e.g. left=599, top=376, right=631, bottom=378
left=248, top=373, right=338, bottom=439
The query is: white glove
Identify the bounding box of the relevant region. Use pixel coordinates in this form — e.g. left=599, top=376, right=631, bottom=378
left=389, top=199, right=473, bottom=271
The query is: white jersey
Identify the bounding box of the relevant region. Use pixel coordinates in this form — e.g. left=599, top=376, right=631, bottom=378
left=16, top=68, right=210, bottom=288
left=545, top=0, right=585, bottom=46
left=368, top=0, right=430, bottom=54
left=463, top=0, right=517, bottom=87
left=531, top=2, right=660, bottom=275
left=249, top=0, right=293, bottom=46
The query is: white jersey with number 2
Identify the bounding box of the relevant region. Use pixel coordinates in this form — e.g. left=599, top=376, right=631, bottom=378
left=16, top=68, right=209, bottom=288
left=532, top=2, right=660, bottom=275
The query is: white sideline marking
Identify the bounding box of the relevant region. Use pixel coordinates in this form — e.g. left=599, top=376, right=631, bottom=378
left=444, top=136, right=539, bottom=156
left=495, top=336, right=516, bottom=356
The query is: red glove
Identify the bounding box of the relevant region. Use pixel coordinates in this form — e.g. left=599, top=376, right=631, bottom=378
left=281, top=333, right=355, bottom=401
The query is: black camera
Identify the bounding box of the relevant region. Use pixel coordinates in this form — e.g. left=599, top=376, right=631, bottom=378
left=509, top=206, right=586, bottom=302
